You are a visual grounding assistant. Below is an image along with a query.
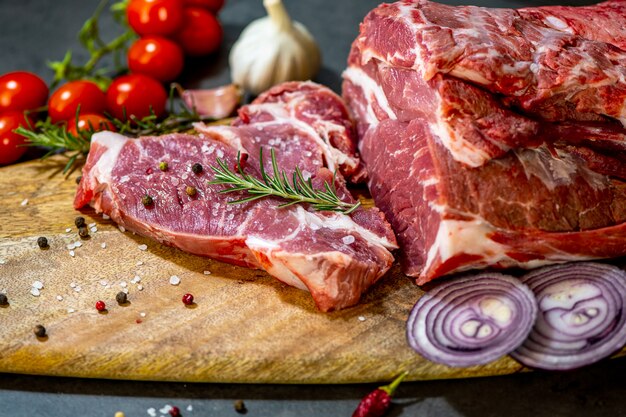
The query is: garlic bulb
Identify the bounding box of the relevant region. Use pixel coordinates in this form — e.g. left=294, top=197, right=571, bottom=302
left=229, top=0, right=321, bottom=95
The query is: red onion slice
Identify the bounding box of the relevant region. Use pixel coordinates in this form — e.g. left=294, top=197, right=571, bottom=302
left=511, top=262, right=626, bottom=370
left=407, top=273, right=537, bottom=367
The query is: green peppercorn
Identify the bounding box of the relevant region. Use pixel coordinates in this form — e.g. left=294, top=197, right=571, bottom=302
left=185, top=186, right=197, bottom=197
left=0, top=293, right=8, bottom=306
left=75, top=175, right=82, bottom=185
left=234, top=400, right=247, bottom=414
left=142, top=194, right=154, bottom=207
left=37, top=236, right=49, bottom=249
left=159, top=161, right=168, bottom=172
left=78, top=226, right=90, bottom=239
left=192, top=163, right=203, bottom=174
left=116, top=291, right=128, bottom=305
left=75, top=216, right=86, bottom=228
left=34, top=325, right=46, bottom=338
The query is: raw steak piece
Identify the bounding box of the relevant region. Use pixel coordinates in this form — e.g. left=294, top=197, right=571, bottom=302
left=343, top=0, right=626, bottom=284
left=75, top=82, right=397, bottom=311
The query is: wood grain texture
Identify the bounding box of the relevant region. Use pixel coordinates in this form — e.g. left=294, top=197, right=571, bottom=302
left=0, top=155, right=601, bottom=383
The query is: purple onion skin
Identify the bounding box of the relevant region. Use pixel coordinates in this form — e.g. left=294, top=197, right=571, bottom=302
left=407, top=273, right=537, bottom=367
left=512, top=262, right=626, bottom=371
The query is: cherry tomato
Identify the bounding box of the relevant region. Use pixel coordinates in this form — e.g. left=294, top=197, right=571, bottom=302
left=67, top=114, right=116, bottom=136
left=174, top=7, right=223, bottom=56
left=0, top=71, right=48, bottom=113
left=183, top=0, right=225, bottom=13
left=0, top=111, right=32, bottom=165
left=106, top=74, right=167, bottom=121
left=128, top=36, right=184, bottom=82
left=48, top=81, right=106, bottom=124
left=127, top=0, right=184, bottom=36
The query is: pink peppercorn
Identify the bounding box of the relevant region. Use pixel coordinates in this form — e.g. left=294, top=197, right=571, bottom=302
left=95, top=300, right=106, bottom=312
left=182, top=293, right=194, bottom=305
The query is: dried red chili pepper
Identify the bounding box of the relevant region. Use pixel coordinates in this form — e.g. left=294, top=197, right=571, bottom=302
left=352, top=371, right=408, bottom=417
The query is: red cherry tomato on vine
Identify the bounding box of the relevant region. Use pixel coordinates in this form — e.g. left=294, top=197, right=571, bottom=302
left=48, top=81, right=106, bottom=124
left=128, top=36, right=184, bottom=82
left=67, top=114, right=116, bottom=136
left=106, top=74, right=167, bottom=121
left=0, top=71, right=48, bottom=113
left=183, top=0, right=225, bottom=13
left=174, top=7, right=223, bottom=56
left=0, top=111, right=32, bottom=165
left=127, top=0, right=184, bottom=36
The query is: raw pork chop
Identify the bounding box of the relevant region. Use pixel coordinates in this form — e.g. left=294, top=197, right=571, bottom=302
left=343, top=0, right=626, bottom=284
left=75, top=82, right=397, bottom=311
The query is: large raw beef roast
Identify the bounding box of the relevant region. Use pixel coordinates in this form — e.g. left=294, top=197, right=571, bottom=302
left=75, top=82, right=397, bottom=311
left=343, top=0, right=626, bottom=284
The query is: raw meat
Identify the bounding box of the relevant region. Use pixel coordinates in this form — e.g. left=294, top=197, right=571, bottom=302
left=75, top=82, right=397, bottom=311
left=343, top=0, right=626, bottom=284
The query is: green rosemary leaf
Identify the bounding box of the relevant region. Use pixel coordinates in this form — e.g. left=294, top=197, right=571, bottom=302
left=208, top=147, right=360, bottom=214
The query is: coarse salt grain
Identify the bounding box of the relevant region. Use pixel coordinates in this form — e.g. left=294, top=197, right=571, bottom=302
left=358, top=316, right=366, bottom=322
left=342, top=235, right=356, bottom=245
left=138, top=244, right=148, bottom=251
left=32, top=281, right=44, bottom=290
left=68, top=308, right=75, bottom=313
left=20, top=199, right=28, bottom=206
left=120, top=282, right=127, bottom=288
left=159, top=405, right=172, bottom=414
left=122, top=288, right=129, bottom=294
left=30, top=288, right=40, bottom=297
left=88, top=222, right=96, bottom=228
left=119, top=225, right=125, bottom=232
left=102, top=214, right=110, bottom=220
left=101, top=242, right=106, bottom=249
left=203, top=270, right=211, bottom=275
left=69, top=250, right=75, bottom=257
left=169, top=275, right=181, bottom=286
left=90, top=227, right=97, bottom=233
left=67, top=243, right=76, bottom=250
left=74, top=241, right=82, bottom=248
left=147, top=408, right=156, bottom=417
left=0, top=259, right=5, bottom=265
left=65, top=228, right=72, bottom=233
left=137, top=285, right=143, bottom=291
left=140, top=312, right=146, bottom=317
left=74, top=286, right=81, bottom=292
left=100, top=280, right=108, bottom=286
left=70, top=282, right=76, bottom=288
left=56, top=295, right=63, bottom=301
left=187, top=405, right=193, bottom=412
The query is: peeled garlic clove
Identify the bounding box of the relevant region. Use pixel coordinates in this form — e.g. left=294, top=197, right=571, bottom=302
left=180, top=84, right=242, bottom=119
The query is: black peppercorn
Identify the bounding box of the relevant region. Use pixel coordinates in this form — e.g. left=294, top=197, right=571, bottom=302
left=234, top=400, right=247, bottom=414
left=78, top=226, right=90, bottom=239
left=37, top=236, right=49, bottom=249
left=185, top=186, right=197, bottom=197
left=116, top=291, right=128, bottom=305
left=75, top=175, right=82, bottom=185
left=75, top=216, right=86, bottom=228
left=192, top=163, right=203, bottom=174
left=159, top=161, right=168, bottom=172
left=34, top=325, right=46, bottom=338
left=142, top=194, right=154, bottom=207
left=0, top=293, right=8, bottom=306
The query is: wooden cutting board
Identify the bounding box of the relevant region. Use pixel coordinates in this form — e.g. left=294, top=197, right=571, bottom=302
left=0, top=155, right=615, bottom=384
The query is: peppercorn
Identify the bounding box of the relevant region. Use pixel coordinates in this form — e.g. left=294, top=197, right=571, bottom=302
left=234, top=400, right=247, bottom=414
left=0, top=293, right=8, bottom=306
left=142, top=194, right=154, bottom=207
left=78, top=226, right=90, bottom=239
left=168, top=406, right=180, bottom=417
left=75, top=175, right=82, bottom=185
left=182, top=293, right=194, bottom=305
left=185, top=186, right=197, bottom=197
left=34, top=325, right=46, bottom=338
left=116, top=291, right=128, bottom=305
left=37, top=236, right=49, bottom=249
left=95, top=300, right=106, bottom=312
left=159, top=161, right=168, bottom=172
left=192, top=163, right=203, bottom=174
left=75, top=216, right=86, bottom=228
left=351, top=372, right=407, bottom=417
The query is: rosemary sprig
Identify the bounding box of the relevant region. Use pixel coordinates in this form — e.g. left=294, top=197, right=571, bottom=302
left=209, top=148, right=361, bottom=214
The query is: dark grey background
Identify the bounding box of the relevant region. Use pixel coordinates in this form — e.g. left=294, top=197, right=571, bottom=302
left=2, top=0, right=625, bottom=416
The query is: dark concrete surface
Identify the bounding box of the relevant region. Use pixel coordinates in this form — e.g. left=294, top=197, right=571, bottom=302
left=1, top=0, right=623, bottom=416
